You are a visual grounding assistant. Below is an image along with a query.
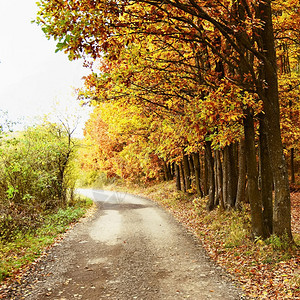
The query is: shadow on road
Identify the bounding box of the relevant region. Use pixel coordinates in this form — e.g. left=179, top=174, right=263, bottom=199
left=99, top=203, right=150, bottom=211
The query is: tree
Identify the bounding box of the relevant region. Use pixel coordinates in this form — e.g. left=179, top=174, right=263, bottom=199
left=81, top=103, right=163, bottom=182
left=0, top=121, right=79, bottom=240
left=36, top=0, right=296, bottom=240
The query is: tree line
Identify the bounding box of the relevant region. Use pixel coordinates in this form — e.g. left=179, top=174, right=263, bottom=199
left=36, top=0, right=299, bottom=241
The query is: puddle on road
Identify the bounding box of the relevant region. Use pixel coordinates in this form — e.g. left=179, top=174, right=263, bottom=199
left=89, top=210, right=122, bottom=245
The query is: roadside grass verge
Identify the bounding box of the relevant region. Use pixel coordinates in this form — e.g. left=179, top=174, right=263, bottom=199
left=116, top=180, right=300, bottom=299
left=0, top=197, right=93, bottom=283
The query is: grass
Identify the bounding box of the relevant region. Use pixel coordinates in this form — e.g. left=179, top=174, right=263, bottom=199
left=0, top=197, right=93, bottom=283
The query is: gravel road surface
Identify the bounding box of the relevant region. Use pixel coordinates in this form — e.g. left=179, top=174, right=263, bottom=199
left=1, top=190, right=244, bottom=299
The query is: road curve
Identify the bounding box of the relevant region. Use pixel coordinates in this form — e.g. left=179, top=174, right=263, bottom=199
left=3, top=189, right=244, bottom=299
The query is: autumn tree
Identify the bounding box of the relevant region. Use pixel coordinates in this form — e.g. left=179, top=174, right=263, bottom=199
left=36, top=0, right=297, bottom=240
left=81, top=102, right=164, bottom=181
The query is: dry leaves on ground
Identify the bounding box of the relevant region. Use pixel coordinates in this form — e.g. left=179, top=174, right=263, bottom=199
left=137, top=183, right=300, bottom=300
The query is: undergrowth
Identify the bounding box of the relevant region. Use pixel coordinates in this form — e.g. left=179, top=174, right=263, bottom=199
left=0, top=197, right=93, bottom=283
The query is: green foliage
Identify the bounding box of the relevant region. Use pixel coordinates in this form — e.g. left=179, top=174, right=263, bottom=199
left=0, top=122, right=78, bottom=242
left=265, top=234, right=294, bottom=251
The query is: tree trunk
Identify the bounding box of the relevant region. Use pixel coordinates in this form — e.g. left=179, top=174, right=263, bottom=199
left=180, top=161, right=186, bottom=193
left=168, top=162, right=174, bottom=179
left=192, top=152, right=203, bottom=197
left=243, top=109, right=265, bottom=238
left=163, top=161, right=172, bottom=181
left=205, top=141, right=215, bottom=211
left=183, top=153, right=191, bottom=192
left=203, top=151, right=209, bottom=196
left=162, top=161, right=167, bottom=181
left=235, top=139, right=246, bottom=210
left=222, top=145, right=237, bottom=208
left=258, top=0, right=292, bottom=239
left=189, top=155, right=195, bottom=178
left=259, top=115, right=273, bottom=236
left=215, top=150, right=225, bottom=210
left=175, top=163, right=181, bottom=191
left=214, top=151, right=219, bottom=206
left=228, top=143, right=238, bottom=208
left=222, top=147, right=228, bottom=208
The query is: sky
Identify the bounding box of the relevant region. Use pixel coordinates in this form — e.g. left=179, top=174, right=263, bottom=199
left=0, top=0, right=92, bottom=137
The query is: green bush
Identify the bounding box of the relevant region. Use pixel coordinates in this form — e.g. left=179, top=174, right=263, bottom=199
left=0, top=123, right=78, bottom=242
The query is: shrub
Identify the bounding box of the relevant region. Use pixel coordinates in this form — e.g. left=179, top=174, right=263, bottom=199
left=0, top=123, right=78, bottom=242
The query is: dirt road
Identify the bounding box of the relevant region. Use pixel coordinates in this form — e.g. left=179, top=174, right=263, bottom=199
left=2, top=190, right=244, bottom=299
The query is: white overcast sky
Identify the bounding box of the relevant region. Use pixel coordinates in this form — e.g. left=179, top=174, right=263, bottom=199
left=0, top=0, right=92, bottom=136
